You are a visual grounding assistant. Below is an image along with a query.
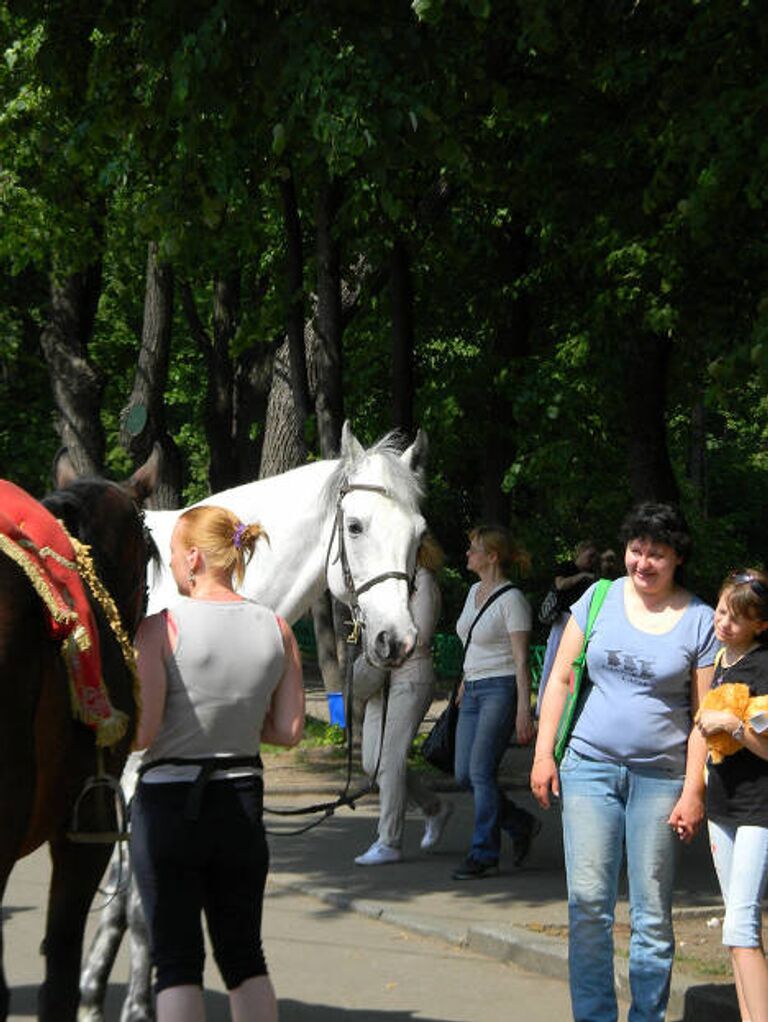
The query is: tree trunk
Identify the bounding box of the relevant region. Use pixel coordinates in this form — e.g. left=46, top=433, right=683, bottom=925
left=623, top=333, right=679, bottom=504
left=258, top=335, right=309, bottom=477
left=279, top=170, right=309, bottom=461
left=40, top=264, right=105, bottom=476
left=311, top=591, right=344, bottom=695
left=260, top=174, right=453, bottom=466
left=234, top=342, right=274, bottom=482
left=314, top=178, right=345, bottom=458
left=688, top=396, right=708, bottom=513
left=479, top=228, right=530, bottom=523
left=181, top=272, right=243, bottom=493
left=390, top=236, right=414, bottom=435
left=120, top=242, right=183, bottom=509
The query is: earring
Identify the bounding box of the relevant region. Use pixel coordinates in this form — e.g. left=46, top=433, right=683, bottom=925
left=187, top=569, right=195, bottom=587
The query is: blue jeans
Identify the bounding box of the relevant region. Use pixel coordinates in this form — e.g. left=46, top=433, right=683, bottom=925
left=454, top=676, right=533, bottom=862
left=560, top=748, right=683, bottom=1022
left=708, top=819, right=768, bottom=947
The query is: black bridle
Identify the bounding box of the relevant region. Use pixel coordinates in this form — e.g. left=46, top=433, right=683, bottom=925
left=324, top=481, right=413, bottom=642
left=265, top=480, right=415, bottom=836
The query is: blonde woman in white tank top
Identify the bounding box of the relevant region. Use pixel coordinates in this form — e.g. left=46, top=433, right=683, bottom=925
left=131, top=505, right=304, bottom=1022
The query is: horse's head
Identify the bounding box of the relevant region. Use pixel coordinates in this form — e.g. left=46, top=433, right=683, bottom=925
left=43, top=447, right=161, bottom=638
left=325, top=424, right=428, bottom=668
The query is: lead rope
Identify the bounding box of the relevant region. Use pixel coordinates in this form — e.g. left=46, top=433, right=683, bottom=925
left=263, top=615, right=391, bottom=837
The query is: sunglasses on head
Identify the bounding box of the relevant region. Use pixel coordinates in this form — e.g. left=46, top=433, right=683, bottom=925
left=729, top=572, right=768, bottom=597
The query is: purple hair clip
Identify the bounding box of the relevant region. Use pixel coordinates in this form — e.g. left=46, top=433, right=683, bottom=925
left=233, top=523, right=246, bottom=550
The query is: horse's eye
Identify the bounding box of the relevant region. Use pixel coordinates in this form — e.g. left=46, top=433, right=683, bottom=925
left=347, top=519, right=364, bottom=537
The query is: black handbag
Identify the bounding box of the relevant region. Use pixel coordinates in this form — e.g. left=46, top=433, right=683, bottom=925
left=420, top=685, right=459, bottom=772
left=421, top=583, right=515, bottom=774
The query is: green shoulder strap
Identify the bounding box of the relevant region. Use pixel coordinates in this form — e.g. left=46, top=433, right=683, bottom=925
left=553, top=578, right=612, bottom=763
left=576, top=578, right=612, bottom=665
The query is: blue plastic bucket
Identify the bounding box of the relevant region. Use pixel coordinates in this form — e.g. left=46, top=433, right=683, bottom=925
left=326, top=691, right=346, bottom=728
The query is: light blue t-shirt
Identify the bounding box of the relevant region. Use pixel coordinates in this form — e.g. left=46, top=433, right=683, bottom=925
left=568, top=578, right=717, bottom=773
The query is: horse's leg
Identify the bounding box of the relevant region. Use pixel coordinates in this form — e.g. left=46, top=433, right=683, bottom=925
left=78, top=847, right=128, bottom=1022
left=120, top=873, right=154, bottom=1022
left=39, top=838, right=113, bottom=1022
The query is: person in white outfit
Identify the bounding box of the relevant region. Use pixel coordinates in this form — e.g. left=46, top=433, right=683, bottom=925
left=355, top=533, right=453, bottom=865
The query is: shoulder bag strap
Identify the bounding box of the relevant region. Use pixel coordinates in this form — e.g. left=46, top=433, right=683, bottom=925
left=570, top=577, right=612, bottom=675
left=451, top=583, right=516, bottom=701
left=461, top=582, right=515, bottom=666
left=553, top=578, right=612, bottom=763
left=582, top=578, right=611, bottom=647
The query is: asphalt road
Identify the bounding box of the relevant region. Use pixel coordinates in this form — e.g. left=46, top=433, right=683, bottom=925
left=2, top=845, right=573, bottom=1022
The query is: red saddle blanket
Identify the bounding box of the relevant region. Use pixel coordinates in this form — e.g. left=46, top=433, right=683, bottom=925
left=0, top=479, right=127, bottom=747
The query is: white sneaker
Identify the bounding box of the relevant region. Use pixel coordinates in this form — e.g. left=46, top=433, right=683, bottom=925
left=354, top=841, right=402, bottom=866
left=420, top=801, right=454, bottom=852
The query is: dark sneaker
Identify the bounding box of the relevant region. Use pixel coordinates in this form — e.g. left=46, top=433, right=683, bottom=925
left=512, top=818, right=542, bottom=867
left=451, top=856, right=499, bottom=880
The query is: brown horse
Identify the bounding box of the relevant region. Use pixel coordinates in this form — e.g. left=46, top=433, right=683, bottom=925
left=0, top=451, right=159, bottom=1022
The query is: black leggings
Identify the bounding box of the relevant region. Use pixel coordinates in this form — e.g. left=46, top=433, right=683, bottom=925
left=131, top=775, right=269, bottom=993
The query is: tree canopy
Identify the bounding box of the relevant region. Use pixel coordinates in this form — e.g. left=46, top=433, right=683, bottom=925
left=2, top=0, right=767, bottom=612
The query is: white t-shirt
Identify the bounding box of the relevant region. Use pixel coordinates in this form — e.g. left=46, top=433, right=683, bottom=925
left=456, top=582, right=532, bottom=681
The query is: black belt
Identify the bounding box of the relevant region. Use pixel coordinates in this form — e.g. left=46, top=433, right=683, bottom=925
left=138, top=755, right=264, bottom=821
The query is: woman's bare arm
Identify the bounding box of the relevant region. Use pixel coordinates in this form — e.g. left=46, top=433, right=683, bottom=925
left=132, top=612, right=170, bottom=750
left=261, top=617, right=305, bottom=747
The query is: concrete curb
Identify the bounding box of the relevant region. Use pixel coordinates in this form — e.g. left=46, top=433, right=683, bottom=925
left=268, top=876, right=740, bottom=1022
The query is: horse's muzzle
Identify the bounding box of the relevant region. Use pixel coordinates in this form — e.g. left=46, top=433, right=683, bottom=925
left=372, top=628, right=416, bottom=668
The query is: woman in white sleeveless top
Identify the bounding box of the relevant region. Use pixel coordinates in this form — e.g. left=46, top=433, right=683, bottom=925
left=131, top=505, right=304, bottom=1022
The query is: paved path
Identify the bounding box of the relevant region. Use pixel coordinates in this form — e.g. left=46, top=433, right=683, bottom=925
left=3, top=844, right=574, bottom=1021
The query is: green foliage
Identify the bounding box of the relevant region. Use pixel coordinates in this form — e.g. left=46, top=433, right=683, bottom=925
left=1, top=0, right=767, bottom=588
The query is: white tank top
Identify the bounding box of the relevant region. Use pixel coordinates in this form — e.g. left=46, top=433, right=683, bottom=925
left=142, top=597, right=285, bottom=781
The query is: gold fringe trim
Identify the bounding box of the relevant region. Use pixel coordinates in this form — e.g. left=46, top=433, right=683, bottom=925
left=59, top=526, right=143, bottom=746
left=0, top=534, right=79, bottom=626
left=72, top=623, right=92, bottom=652
left=62, top=639, right=130, bottom=747
left=95, top=710, right=130, bottom=748
left=35, top=543, right=79, bottom=571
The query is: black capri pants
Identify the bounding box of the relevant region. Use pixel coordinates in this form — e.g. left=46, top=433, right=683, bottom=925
left=131, top=775, right=269, bottom=994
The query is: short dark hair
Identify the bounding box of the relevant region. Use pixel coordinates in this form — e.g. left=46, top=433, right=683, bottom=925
left=618, top=503, right=692, bottom=564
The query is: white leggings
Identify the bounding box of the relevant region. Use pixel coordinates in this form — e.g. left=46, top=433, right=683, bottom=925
left=708, top=819, right=768, bottom=947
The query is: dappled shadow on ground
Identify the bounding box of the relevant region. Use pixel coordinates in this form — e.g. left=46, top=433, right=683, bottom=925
left=266, top=789, right=568, bottom=912
left=678, top=981, right=739, bottom=1022
left=0, top=903, right=35, bottom=922
left=278, top=1001, right=465, bottom=1022
left=265, top=778, right=721, bottom=918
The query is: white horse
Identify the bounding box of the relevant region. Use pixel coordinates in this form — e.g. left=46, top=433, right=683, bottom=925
left=78, top=423, right=428, bottom=1022
left=146, top=422, right=426, bottom=664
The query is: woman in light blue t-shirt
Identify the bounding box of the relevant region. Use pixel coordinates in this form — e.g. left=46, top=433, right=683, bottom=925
left=530, top=503, right=716, bottom=1022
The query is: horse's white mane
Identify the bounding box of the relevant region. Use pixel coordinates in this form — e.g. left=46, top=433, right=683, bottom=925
left=320, top=431, right=424, bottom=516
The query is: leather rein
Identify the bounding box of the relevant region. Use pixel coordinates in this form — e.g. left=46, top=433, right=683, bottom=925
left=264, top=480, right=414, bottom=836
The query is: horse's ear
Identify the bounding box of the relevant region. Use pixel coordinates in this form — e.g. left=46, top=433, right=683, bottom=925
left=339, top=421, right=365, bottom=464
left=129, top=443, right=161, bottom=504
left=400, top=429, right=428, bottom=482
left=52, top=447, right=79, bottom=490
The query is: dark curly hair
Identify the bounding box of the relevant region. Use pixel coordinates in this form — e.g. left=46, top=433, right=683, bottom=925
left=618, top=503, right=692, bottom=582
